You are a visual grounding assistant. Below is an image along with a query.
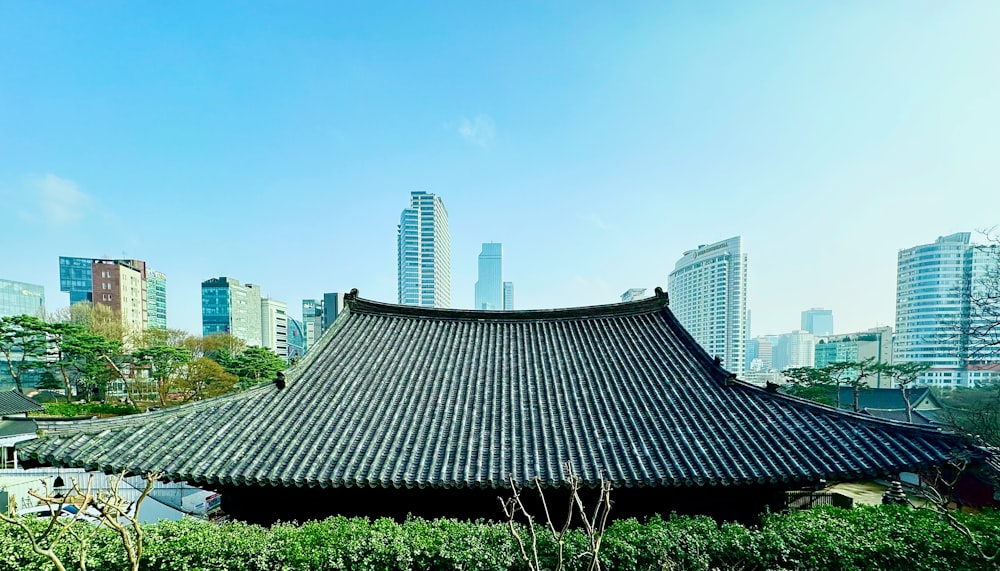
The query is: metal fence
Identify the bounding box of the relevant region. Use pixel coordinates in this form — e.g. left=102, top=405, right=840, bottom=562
left=785, top=490, right=854, bottom=510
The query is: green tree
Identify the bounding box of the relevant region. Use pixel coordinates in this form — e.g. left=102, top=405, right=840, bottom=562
left=48, top=323, right=125, bottom=402
left=226, top=346, right=287, bottom=387
left=880, top=362, right=932, bottom=423
left=840, top=357, right=880, bottom=412
left=35, top=369, right=63, bottom=392
left=132, top=345, right=192, bottom=406
left=0, top=315, right=50, bottom=393
left=201, top=332, right=248, bottom=360
left=782, top=361, right=858, bottom=408
left=782, top=365, right=837, bottom=406
left=176, top=357, right=240, bottom=402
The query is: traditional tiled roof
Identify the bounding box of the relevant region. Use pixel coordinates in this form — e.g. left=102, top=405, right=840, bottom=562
left=0, top=418, right=37, bottom=439
left=20, top=290, right=971, bottom=490
left=0, top=390, right=44, bottom=416
left=837, top=387, right=941, bottom=412
left=859, top=408, right=936, bottom=426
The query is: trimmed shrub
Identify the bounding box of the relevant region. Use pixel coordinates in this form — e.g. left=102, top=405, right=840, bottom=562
left=0, top=505, right=996, bottom=571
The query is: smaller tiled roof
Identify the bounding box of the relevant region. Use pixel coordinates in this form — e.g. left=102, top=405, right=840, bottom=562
left=27, top=390, right=65, bottom=404
left=0, top=418, right=37, bottom=438
left=838, top=387, right=939, bottom=412
left=860, top=408, right=936, bottom=426
left=0, top=391, right=44, bottom=416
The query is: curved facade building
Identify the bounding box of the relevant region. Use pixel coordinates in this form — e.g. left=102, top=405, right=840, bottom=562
left=894, top=232, right=999, bottom=387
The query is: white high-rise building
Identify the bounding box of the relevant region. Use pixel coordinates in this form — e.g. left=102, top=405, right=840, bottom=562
left=772, top=330, right=816, bottom=371
left=397, top=191, right=451, bottom=308
left=894, top=232, right=1000, bottom=387
left=261, top=298, right=288, bottom=359
left=503, top=281, right=514, bottom=310
left=668, top=236, right=748, bottom=373
left=621, top=288, right=652, bottom=303
left=474, top=243, right=503, bottom=310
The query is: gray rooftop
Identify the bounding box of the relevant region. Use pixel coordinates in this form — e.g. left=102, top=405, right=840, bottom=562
left=20, top=290, right=968, bottom=490
left=0, top=391, right=44, bottom=416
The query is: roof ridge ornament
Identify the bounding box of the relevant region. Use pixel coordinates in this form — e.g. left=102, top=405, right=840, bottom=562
left=274, top=372, right=286, bottom=390
left=654, top=286, right=669, bottom=305
left=344, top=288, right=360, bottom=302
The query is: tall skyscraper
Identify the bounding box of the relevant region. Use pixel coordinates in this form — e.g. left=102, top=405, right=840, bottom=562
left=146, top=270, right=167, bottom=330
left=474, top=243, right=503, bottom=310
left=0, top=279, right=44, bottom=319
left=667, top=236, right=748, bottom=373
left=894, top=233, right=1000, bottom=387
left=261, top=298, right=288, bottom=359
left=397, top=191, right=451, bottom=308
left=302, top=299, right=323, bottom=351
left=503, top=281, right=514, bottom=310
left=201, top=277, right=262, bottom=346
left=801, top=308, right=834, bottom=336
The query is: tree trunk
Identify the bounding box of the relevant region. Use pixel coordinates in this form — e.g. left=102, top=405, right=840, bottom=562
left=59, top=364, right=73, bottom=403
left=7, top=356, right=23, bottom=394
left=158, top=377, right=167, bottom=407
left=900, top=385, right=913, bottom=423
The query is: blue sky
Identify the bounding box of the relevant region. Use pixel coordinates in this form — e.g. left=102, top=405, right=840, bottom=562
left=2, top=1, right=998, bottom=338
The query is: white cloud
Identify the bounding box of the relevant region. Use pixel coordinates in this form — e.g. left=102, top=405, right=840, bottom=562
left=458, top=114, right=496, bottom=146
left=581, top=213, right=611, bottom=231
left=32, top=174, right=93, bottom=226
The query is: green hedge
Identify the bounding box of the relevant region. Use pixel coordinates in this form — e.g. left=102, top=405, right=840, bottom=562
left=0, top=506, right=997, bottom=571
left=40, top=402, right=140, bottom=417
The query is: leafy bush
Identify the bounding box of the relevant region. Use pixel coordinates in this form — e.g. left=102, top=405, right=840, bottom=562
left=0, top=505, right=997, bottom=571
left=39, top=402, right=140, bottom=417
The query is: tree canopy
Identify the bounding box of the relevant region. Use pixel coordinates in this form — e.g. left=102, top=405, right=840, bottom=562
left=0, top=311, right=285, bottom=407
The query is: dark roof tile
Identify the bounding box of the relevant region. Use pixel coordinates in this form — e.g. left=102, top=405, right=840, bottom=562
left=21, top=294, right=969, bottom=489
left=0, top=391, right=44, bottom=415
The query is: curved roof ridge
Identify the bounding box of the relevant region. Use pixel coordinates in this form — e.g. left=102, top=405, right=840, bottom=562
left=18, top=285, right=974, bottom=491
left=344, top=287, right=670, bottom=321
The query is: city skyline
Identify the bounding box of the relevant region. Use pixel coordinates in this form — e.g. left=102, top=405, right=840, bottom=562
left=2, top=3, right=998, bottom=337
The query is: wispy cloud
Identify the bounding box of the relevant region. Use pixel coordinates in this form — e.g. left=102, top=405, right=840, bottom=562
left=457, top=114, right=495, bottom=146
left=25, top=174, right=93, bottom=226
left=581, top=213, right=611, bottom=231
